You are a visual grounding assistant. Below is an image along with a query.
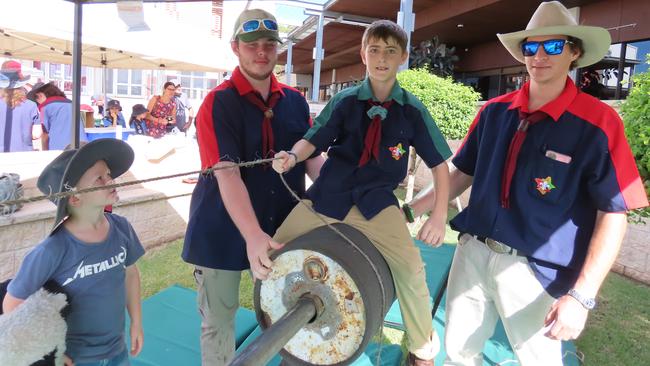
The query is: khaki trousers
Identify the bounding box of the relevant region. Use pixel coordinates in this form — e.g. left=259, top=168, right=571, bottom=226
left=443, top=234, right=562, bottom=366
left=274, top=200, right=439, bottom=360
left=194, top=266, right=242, bottom=366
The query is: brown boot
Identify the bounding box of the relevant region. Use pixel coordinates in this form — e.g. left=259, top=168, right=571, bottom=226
left=406, top=352, right=434, bottom=366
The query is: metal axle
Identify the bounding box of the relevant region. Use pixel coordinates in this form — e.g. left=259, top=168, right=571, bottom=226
left=230, top=296, right=319, bottom=366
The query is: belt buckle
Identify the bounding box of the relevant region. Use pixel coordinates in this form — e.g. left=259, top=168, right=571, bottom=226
left=485, top=238, right=511, bottom=254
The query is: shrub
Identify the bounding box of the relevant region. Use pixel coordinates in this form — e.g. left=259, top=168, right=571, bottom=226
left=620, top=55, right=650, bottom=223
left=398, top=68, right=480, bottom=140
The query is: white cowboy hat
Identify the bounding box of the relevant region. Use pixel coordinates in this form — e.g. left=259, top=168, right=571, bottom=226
left=497, top=1, right=611, bottom=68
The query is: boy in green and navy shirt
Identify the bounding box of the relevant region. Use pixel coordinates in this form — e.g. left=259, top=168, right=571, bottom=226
left=273, top=20, right=450, bottom=366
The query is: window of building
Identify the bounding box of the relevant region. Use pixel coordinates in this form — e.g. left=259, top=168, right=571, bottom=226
left=578, top=39, right=650, bottom=100
left=47, top=63, right=88, bottom=94
left=106, top=69, right=143, bottom=97
left=175, top=72, right=219, bottom=100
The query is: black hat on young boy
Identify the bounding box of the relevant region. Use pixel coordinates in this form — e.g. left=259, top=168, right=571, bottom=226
left=37, top=139, right=134, bottom=234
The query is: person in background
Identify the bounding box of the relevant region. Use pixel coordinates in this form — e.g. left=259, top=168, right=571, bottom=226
left=129, top=104, right=148, bottom=135
left=0, top=60, right=40, bottom=152
left=102, top=99, right=126, bottom=128
left=145, top=82, right=177, bottom=138
left=31, top=81, right=87, bottom=150
left=169, top=79, right=194, bottom=136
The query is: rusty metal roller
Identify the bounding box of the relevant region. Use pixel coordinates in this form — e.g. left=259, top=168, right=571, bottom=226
left=241, top=223, right=396, bottom=366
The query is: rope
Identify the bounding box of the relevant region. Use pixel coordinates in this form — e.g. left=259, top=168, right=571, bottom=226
left=278, top=173, right=386, bottom=366
left=0, top=157, right=279, bottom=209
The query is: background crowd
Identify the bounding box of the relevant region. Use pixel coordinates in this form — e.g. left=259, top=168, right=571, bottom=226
left=0, top=61, right=194, bottom=153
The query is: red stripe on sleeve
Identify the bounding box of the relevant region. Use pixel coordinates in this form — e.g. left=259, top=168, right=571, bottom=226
left=196, top=89, right=220, bottom=169
left=569, top=94, right=649, bottom=210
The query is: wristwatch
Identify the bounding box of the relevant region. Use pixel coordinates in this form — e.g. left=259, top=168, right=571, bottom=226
left=402, top=203, right=415, bottom=223
left=567, top=289, right=596, bottom=310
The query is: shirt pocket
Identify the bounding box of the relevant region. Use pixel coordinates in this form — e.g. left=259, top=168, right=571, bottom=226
left=526, top=147, right=572, bottom=204
left=379, top=130, right=411, bottom=177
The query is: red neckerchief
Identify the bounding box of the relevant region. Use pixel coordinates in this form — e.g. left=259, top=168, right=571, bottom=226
left=38, top=96, right=69, bottom=113
left=500, top=78, right=578, bottom=208
left=230, top=67, right=285, bottom=158
left=500, top=110, right=548, bottom=208
left=359, top=100, right=393, bottom=167
left=243, top=92, right=282, bottom=158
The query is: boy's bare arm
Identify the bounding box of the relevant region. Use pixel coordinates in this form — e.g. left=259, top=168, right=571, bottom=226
left=126, top=264, right=144, bottom=356
left=415, top=162, right=450, bottom=246
left=125, top=265, right=142, bottom=325
left=2, top=292, right=24, bottom=313
left=410, top=166, right=473, bottom=217
left=214, top=162, right=283, bottom=280
left=272, top=139, right=317, bottom=174
left=305, top=153, right=325, bottom=182
left=430, top=162, right=450, bottom=223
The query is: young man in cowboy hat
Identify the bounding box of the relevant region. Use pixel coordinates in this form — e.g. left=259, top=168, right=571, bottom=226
left=3, top=139, right=145, bottom=366
left=181, top=8, right=323, bottom=365
left=409, top=1, right=648, bottom=365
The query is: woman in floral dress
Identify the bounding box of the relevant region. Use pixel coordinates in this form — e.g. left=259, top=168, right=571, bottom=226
left=145, top=81, right=177, bottom=138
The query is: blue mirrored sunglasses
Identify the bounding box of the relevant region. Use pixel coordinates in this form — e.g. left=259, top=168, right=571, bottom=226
left=241, top=19, right=278, bottom=33
left=521, top=39, right=573, bottom=57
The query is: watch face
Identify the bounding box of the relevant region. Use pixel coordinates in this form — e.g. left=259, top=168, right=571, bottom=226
left=585, top=298, right=596, bottom=309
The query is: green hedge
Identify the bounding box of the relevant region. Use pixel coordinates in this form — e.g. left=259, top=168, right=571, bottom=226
left=620, top=56, right=650, bottom=223
left=398, top=68, right=481, bottom=140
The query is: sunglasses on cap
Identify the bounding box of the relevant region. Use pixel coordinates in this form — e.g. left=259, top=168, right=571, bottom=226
left=521, top=39, right=574, bottom=57
left=240, top=19, right=278, bottom=33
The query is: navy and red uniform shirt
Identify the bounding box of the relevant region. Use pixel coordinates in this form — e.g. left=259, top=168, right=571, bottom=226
left=451, top=78, right=648, bottom=297
left=182, top=67, right=312, bottom=270
left=305, top=78, right=452, bottom=220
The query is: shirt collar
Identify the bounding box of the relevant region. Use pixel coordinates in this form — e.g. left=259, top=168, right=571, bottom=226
left=508, top=77, right=578, bottom=121
left=230, top=66, right=285, bottom=98
left=357, top=78, right=405, bottom=106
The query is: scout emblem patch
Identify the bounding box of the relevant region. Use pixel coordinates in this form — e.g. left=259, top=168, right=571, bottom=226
left=389, top=143, right=406, bottom=160
left=535, top=176, right=556, bottom=195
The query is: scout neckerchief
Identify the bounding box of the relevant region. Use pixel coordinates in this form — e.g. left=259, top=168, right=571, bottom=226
left=244, top=91, right=282, bottom=158
left=500, top=110, right=548, bottom=208
left=359, top=100, right=393, bottom=167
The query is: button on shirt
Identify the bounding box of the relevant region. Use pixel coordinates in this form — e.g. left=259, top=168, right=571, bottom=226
left=304, top=78, right=452, bottom=220
left=450, top=78, right=648, bottom=297
left=182, top=67, right=312, bottom=270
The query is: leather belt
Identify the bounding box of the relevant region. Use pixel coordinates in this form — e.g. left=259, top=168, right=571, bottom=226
left=466, top=234, right=524, bottom=256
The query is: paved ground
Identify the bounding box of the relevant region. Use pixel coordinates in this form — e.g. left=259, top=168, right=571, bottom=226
left=614, top=220, right=650, bottom=285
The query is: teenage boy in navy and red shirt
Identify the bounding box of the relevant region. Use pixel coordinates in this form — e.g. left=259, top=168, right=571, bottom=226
left=273, top=20, right=451, bottom=366
left=181, top=8, right=323, bottom=366
left=411, top=2, right=648, bottom=365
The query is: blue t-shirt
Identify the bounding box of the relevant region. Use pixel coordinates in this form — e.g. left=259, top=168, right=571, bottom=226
left=0, top=98, right=39, bottom=152
left=8, top=214, right=145, bottom=363
left=40, top=98, right=87, bottom=150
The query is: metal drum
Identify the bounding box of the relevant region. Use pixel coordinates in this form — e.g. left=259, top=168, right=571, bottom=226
left=253, top=224, right=396, bottom=365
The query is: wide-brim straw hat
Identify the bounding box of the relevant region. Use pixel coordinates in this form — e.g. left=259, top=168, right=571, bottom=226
left=497, top=1, right=611, bottom=68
